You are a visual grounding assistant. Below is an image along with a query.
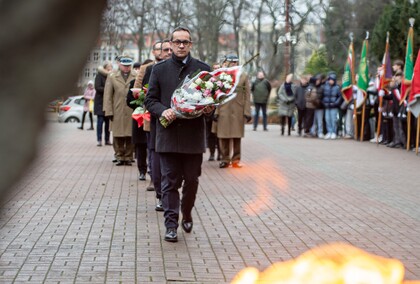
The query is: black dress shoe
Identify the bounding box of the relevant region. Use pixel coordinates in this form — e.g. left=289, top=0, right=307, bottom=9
left=219, top=162, right=229, bottom=168
left=115, top=160, right=125, bottom=166
left=112, top=159, right=118, bottom=163
left=181, top=220, right=193, bottom=233
left=125, top=161, right=132, bottom=166
left=208, top=154, right=215, bottom=161
left=139, top=173, right=146, bottom=181
left=164, top=228, right=178, bottom=242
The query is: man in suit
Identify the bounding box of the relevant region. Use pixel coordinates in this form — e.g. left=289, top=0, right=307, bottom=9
left=142, top=39, right=172, bottom=211
left=144, top=27, right=211, bottom=242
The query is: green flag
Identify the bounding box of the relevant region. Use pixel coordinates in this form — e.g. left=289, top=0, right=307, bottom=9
left=401, top=23, right=414, bottom=104
left=356, top=39, right=369, bottom=108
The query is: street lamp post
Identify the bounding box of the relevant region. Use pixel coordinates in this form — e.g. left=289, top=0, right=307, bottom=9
left=277, top=32, right=297, bottom=77
left=277, top=0, right=296, bottom=78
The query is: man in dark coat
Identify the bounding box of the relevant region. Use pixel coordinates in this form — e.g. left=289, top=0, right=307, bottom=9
left=251, top=71, right=271, bottom=131
left=94, top=61, right=113, bottom=146
left=144, top=27, right=211, bottom=242
left=141, top=39, right=172, bottom=211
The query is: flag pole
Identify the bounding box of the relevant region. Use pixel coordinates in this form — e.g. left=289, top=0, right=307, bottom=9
left=349, top=32, right=358, bottom=141
left=376, top=32, right=390, bottom=145
left=360, top=32, right=369, bottom=142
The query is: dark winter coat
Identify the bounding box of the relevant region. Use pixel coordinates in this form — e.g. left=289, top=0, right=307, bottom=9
left=383, top=83, right=402, bottom=115
left=321, top=82, right=342, bottom=109
left=144, top=53, right=211, bottom=154
left=251, top=78, right=271, bottom=104
left=295, top=82, right=309, bottom=110
left=93, top=66, right=109, bottom=116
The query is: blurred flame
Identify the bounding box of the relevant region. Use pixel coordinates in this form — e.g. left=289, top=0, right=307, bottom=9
left=229, top=158, right=288, bottom=216
left=231, top=243, right=420, bottom=284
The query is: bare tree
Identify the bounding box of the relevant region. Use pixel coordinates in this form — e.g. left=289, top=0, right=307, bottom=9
left=192, top=0, right=228, bottom=63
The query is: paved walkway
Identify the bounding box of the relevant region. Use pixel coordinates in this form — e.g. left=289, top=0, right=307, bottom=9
left=0, top=117, right=419, bottom=283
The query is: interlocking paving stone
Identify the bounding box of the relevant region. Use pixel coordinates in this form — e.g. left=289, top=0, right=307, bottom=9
left=0, top=118, right=419, bottom=283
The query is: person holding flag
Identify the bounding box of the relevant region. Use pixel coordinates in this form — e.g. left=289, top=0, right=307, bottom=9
left=382, top=71, right=406, bottom=148
left=373, top=32, right=393, bottom=144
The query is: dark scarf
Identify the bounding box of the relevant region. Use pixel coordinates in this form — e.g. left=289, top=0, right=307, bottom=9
left=284, top=82, right=293, bottom=96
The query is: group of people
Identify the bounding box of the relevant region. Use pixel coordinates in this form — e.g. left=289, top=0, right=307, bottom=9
left=270, top=59, right=418, bottom=151
left=80, top=26, right=417, bottom=244
left=85, top=26, right=252, bottom=243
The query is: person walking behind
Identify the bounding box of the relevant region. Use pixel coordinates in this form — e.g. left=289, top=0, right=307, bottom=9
left=295, top=75, right=309, bottom=136
left=311, top=74, right=325, bottom=138
left=303, top=75, right=319, bottom=137
left=94, top=61, right=113, bottom=146
left=251, top=71, right=271, bottom=131
left=322, top=73, right=342, bottom=139
left=214, top=54, right=251, bottom=169
left=277, top=73, right=296, bottom=136
left=103, top=55, right=136, bottom=166
left=78, top=80, right=95, bottom=130
left=144, top=27, right=211, bottom=242
left=141, top=40, right=172, bottom=210
left=206, top=62, right=221, bottom=161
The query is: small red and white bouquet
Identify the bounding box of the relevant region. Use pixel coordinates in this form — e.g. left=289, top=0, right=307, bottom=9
left=160, top=66, right=242, bottom=127
left=130, top=85, right=150, bottom=127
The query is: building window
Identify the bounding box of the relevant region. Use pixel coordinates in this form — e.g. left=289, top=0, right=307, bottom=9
left=108, top=52, right=112, bottom=61
left=93, top=52, right=99, bottom=62
left=84, top=68, right=90, bottom=78
left=92, top=68, right=97, bottom=78
left=306, top=33, right=312, bottom=42
left=102, top=52, right=107, bottom=61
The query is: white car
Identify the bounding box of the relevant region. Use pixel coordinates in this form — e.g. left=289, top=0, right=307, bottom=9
left=58, top=95, right=86, bottom=123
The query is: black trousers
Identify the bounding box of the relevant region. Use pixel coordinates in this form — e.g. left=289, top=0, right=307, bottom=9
left=160, top=153, right=203, bottom=229
left=135, top=143, right=147, bottom=175
left=296, top=108, right=306, bottom=134
left=280, top=116, right=292, bottom=135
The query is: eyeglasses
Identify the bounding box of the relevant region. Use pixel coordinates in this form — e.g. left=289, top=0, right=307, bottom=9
left=162, top=48, right=172, bottom=52
left=171, top=40, right=192, bottom=46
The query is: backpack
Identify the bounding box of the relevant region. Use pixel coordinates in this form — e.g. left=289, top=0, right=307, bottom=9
left=305, top=86, right=319, bottom=108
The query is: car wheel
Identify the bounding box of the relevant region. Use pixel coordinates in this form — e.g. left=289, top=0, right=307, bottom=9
left=65, top=117, right=80, bottom=123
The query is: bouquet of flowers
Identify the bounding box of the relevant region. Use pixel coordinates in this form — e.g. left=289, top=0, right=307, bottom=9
left=160, top=65, right=242, bottom=127
left=130, top=85, right=150, bottom=127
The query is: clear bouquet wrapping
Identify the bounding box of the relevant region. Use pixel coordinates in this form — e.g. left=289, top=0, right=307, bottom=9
left=160, top=66, right=242, bottom=127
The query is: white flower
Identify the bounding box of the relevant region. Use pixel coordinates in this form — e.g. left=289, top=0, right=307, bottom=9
left=195, top=78, right=202, bottom=85
left=205, top=81, right=214, bottom=90
left=223, top=82, right=232, bottom=89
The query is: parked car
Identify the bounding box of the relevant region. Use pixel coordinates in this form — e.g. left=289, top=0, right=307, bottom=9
left=58, top=95, right=85, bottom=123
